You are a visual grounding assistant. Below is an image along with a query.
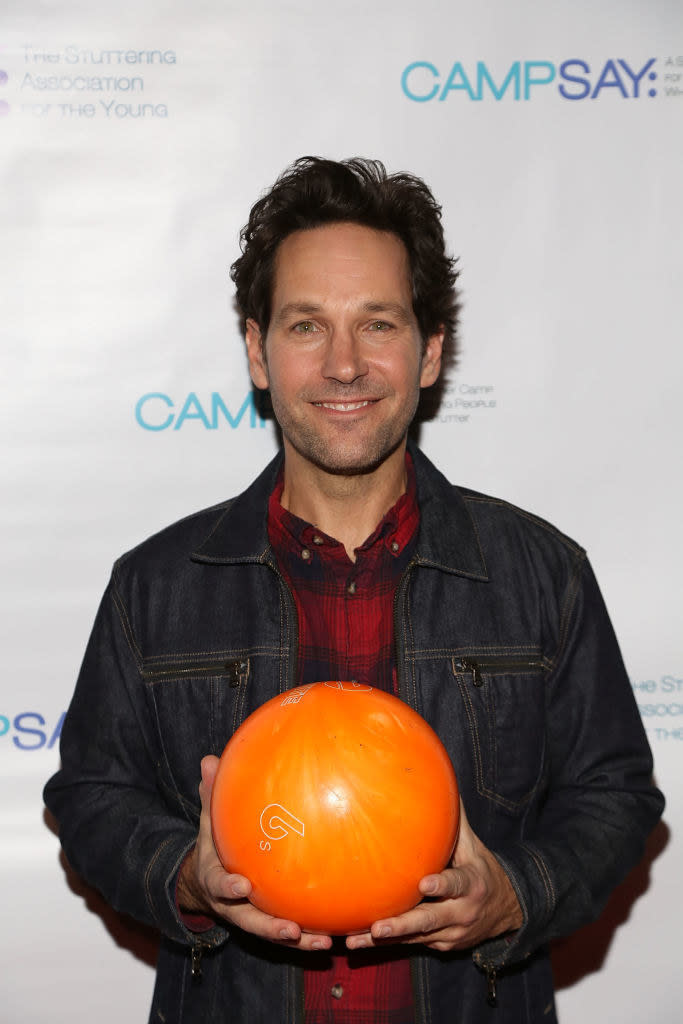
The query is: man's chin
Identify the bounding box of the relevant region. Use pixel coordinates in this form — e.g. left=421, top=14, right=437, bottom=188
left=290, top=436, right=405, bottom=478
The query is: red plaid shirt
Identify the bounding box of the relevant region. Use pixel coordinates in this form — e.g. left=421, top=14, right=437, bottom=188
left=268, top=456, right=420, bottom=1024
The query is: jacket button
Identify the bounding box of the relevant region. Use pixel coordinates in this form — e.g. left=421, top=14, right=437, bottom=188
left=330, top=984, right=344, bottom=999
left=346, top=581, right=356, bottom=595
left=301, top=548, right=311, bottom=560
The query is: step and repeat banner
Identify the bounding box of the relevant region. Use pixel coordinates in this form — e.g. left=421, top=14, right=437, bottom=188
left=1, top=1, right=681, bottom=1020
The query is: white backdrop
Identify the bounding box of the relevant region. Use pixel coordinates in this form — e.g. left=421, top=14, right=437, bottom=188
left=1, top=1, right=681, bottom=1020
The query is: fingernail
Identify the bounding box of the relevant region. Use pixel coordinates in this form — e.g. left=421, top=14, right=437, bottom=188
left=378, top=926, right=391, bottom=938
left=231, top=883, right=247, bottom=897
left=312, top=940, right=325, bottom=950
left=280, top=928, right=295, bottom=940
left=423, top=880, right=438, bottom=895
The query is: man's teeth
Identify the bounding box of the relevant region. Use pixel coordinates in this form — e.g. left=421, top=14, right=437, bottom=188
left=315, top=401, right=371, bottom=411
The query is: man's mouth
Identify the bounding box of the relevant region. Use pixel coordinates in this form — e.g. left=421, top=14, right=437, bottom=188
left=313, top=400, right=374, bottom=411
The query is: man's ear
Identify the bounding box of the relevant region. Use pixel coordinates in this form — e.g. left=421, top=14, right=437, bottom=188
left=419, top=328, right=444, bottom=388
left=245, top=319, right=269, bottom=390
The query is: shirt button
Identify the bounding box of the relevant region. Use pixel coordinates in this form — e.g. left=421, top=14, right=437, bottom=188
left=391, top=540, right=400, bottom=553
left=346, top=581, right=357, bottom=595
left=312, top=535, right=324, bottom=545
left=301, top=548, right=311, bottom=561
left=331, top=984, right=344, bottom=1000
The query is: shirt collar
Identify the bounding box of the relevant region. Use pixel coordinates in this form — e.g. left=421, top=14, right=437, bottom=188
left=192, top=442, right=488, bottom=582
left=267, top=453, right=419, bottom=562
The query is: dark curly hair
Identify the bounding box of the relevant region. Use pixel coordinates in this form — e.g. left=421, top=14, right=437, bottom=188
left=230, top=157, right=459, bottom=363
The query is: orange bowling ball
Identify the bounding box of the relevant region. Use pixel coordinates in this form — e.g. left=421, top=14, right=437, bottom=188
left=210, top=681, right=459, bottom=934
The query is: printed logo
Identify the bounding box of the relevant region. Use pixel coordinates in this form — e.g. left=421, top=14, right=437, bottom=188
left=0, top=711, right=65, bottom=750
left=281, top=685, right=316, bottom=706
left=632, top=673, right=683, bottom=742
left=259, top=803, right=305, bottom=843
left=323, top=681, right=373, bottom=692
left=135, top=391, right=266, bottom=431
left=401, top=56, right=683, bottom=103
left=438, top=382, right=496, bottom=426
left=3, top=43, right=176, bottom=120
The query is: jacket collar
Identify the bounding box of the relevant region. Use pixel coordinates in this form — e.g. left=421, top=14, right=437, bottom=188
left=191, top=441, right=488, bottom=581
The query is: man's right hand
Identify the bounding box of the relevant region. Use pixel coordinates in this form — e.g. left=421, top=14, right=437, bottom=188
left=177, top=755, right=333, bottom=952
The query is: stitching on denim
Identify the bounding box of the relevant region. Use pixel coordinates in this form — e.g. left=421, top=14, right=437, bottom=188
left=451, top=658, right=546, bottom=810
left=461, top=496, right=489, bottom=577
left=157, top=773, right=198, bottom=819
left=523, top=843, right=556, bottom=916
left=550, top=554, right=585, bottom=675
left=455, top=673, right=485, bottom=794
left=191, top=499, right=236, bottom=548
left=209, top=676, right=217, bottom=756
left=418, top=645, right=548, bottom=662
left=281, top=578, right=291, bottom=696
left=463, top=495, right=585, bottom=559
left=414, top=558, right=487, bottom=581
left=475, top=779, right=543, bottom=812
left=405, top=573, right=418, bottom=710
left=233, top=658, right=250, bottom=733
left=111, top=572, right=143, bottom=667
left=144, top=646, right=278, bottom=665
left=144, top=834, right=177, bottom=922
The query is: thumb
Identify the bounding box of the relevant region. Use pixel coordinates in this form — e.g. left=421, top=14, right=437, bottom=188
left=452, top=797, right=478, bottom=864
left=199, top=754, right=220, bottom=809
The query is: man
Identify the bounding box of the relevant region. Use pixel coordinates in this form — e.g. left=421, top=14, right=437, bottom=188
left=45, top=157, right=663, bottom=1023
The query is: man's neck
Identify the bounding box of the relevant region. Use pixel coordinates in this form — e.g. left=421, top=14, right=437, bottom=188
left=279, top=443, right=409, bottom=561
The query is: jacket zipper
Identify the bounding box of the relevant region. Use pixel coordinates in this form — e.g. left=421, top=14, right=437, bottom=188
left=191, top=938, right=210, bottom=981
left=485, top=964, right=498, bottom=1006
left=142, top=658, right=249, bottom=685
left=453, top=655, right=546, bottom=687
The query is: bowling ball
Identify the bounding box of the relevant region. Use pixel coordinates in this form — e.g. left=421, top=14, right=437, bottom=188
left=210, top=681, right=459, bottom=934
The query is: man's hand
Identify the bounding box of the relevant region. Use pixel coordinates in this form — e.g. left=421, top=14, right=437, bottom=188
left=177, top=755, right=333, bottom=952
left=346, top=799, right=523, bottom=953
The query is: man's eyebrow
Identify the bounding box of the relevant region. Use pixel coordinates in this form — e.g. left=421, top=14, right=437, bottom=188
left=361, top=301, right=413, bottom=324
left=272, top=303, right=324, bottom=325
left=272, top=301, right=414, bottom=325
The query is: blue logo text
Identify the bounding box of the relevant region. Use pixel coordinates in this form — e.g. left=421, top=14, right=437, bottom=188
left=401, top=57, right=658, bottom=102
left=135, top=391, right=267, bottom=431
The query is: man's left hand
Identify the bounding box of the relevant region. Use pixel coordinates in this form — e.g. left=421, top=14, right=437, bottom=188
left=346, top=800, right=523, bottom=953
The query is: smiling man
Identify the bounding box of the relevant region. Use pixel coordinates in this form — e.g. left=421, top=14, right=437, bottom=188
left=245, top=221, right=443, bottom=555
left=45, top=158, right=663, bottom=1024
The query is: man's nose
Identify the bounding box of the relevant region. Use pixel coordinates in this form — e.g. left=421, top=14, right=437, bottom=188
left=320, top=329, right=369, bottom=383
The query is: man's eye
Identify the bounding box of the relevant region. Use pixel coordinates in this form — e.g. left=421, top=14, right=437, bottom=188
left=369, top=320, right=391, bottom=331
left=293, top=321, right=318, bottom=334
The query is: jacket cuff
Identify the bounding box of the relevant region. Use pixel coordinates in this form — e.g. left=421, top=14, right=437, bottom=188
left=474, top=845, right=555, bottom=968
left=145, top=833, right=229, bottom=948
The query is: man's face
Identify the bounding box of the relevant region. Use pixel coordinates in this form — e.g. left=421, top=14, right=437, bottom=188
left=245, top=222, right=443, bottom=477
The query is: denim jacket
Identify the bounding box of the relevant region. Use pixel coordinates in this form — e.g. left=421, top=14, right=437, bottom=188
left=44, top=445, right=663, bottom=1023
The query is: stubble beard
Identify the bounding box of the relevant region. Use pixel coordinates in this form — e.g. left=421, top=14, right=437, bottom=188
left=270, top=388, right=420, bottom=478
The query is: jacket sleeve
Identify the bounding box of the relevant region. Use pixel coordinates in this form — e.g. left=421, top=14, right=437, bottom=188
left=478, top=554, right=664, bottom=969
left=43, top=567, right=228, bottom=950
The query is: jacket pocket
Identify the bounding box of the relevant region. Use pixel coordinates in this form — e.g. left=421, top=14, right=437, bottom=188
left=452, top=653, right=548, bottom=813
left=143, top=655, right=250, bottom=816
